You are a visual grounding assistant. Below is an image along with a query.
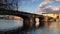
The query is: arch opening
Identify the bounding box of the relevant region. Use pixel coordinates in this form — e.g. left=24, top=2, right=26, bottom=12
left=35, top=18, right=40, bottom=27
left=0, top=15, right=23, bottom=31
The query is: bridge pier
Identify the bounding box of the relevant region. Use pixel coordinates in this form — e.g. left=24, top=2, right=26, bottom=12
left=23, top=16, right=45, bottom=29
left=34, top=17, right=44, bottom=27
left=23, top=17, right=30, bottom=29
left=23, top=17, right=36, bottom=29
left=38, top=17, right=44, bottom=26
left=29, top=17, right=36, bottom=28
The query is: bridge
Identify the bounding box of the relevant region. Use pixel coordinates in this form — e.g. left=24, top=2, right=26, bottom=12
left=0, top=8, right=44, bottom=29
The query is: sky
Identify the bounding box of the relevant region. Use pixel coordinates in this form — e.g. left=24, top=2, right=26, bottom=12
left=18, top=0, right=60, bottom=14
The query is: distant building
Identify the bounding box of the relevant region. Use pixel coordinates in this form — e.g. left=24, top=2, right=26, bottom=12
left=42, top=13, right=57, bottom=19
left=42, top=12, right=60, bottom=19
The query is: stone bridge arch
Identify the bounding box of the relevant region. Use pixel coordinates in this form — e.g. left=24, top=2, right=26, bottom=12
left=0, top=9, right=44, bottom=29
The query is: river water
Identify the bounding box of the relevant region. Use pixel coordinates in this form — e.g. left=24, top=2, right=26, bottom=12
left=0, top=19, right=60, bottom=34
left=0, top=19, right=23, bottom=31
left=26, top=21, right=60, bottom=34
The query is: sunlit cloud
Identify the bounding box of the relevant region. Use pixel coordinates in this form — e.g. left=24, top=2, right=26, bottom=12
left=43, top=7, right=52, bottom=13
left=36, top=0, right=60, bottom=14
left=34, top=7, right=45, bottom=14
left=38, top=0, right=51, bottom=8
left=18, top=0, right=60, bottom=14
left=51, top=7, right=60, bottom=11
left=35, top=0, right=51, bottom=14
left=36, top=5, right=60, bottom=14
left=43, top=6, right=60, bottom=13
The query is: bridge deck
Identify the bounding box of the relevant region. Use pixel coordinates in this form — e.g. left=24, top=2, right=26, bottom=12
left=0, top=8, right=43, bottom=18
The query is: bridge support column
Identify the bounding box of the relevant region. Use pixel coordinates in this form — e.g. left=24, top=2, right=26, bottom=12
left=39, top=17, right=44, bottom=26
left=29, top=17, right=36, bottom=28
left=23, top=17, right=30, bottom=29
left=23, top=17, right=36, bottom=29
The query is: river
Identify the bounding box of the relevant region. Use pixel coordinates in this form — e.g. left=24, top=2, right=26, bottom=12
left=0, top=19, right=23, bottom=31
left=26, top=21, right=60, bottom=34
left=0, top=19, right=60, bottom=34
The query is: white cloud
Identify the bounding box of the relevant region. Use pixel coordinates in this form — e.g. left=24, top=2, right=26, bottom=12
left=51, top=7, right=60, bottom=11
left=43, top=6, right=60, bottom=13
left=36, top=5, right=60, bottom=14
left=34, top=7, right=45, bottom=14
left=35, top=0, right=51, bottom=14
left=35, top=0, right=60, bottom=14
left=38, top=0, right=51, bottom=8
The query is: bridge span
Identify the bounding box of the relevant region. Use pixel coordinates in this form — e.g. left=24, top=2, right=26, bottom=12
left=0, top=8, right=44, bottom=29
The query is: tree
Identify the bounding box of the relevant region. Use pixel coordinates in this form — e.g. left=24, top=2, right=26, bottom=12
left=0, top=0, right=18, bottom=10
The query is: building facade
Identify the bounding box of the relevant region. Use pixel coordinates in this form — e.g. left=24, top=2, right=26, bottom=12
left=42, top=12, right=60, bottom=21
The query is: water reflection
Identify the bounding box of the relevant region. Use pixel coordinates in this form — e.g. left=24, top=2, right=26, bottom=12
left=1, top=19, right=60, bottom=34
left=14, top=20, right=23, bottom=28
left=48, top=22, right=57, bottom=30
left=0, top=19, right=23, bottom=31
left=24, top=21, right=60, bottom=34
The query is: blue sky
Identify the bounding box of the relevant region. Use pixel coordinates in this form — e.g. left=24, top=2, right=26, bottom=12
left=18, top=0, right=60, bottom=14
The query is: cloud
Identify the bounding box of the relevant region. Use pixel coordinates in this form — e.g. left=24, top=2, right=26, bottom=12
left=43, top=6, right=60, bottom=13
left=55, top=0, right=60, bottom=2
left=38, top=0, right=51, bottom=8
left=35, top=0, right=60, bottom=14
left=35, top=0, right=51, bottom=14
left=34, top=7, right=45, bottom=14
left=43, top=6, right=53, bottom=13
left=51, top=7, right=60, bottom=11
left=36, top=5, right=60, bottom=14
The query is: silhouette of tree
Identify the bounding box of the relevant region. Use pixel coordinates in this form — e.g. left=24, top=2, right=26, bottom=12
left=0, top=0, right=18, bottom=10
